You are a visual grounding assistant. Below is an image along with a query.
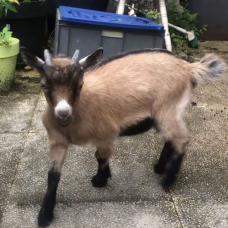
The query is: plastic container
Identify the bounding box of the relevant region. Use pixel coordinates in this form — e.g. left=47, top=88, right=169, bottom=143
left=54, top=6, right=164, bottom=59
left=0, top=38, right=19, bottom=92
left=48, top=0, right=109, bottom=41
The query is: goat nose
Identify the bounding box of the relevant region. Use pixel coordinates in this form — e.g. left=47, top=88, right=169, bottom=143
left=58, top=110, right=69, bottom=119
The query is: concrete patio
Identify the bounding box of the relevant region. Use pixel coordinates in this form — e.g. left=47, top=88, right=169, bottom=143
left=0, top=50, right=228, bottom=227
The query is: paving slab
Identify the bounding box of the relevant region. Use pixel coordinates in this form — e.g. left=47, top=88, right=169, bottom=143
left=0, top=94, right=39, bottom=133
left=0, top=133, right=25, bottom=221
left=2, top=131, right=178, bottom=227
left=170, top=80, right=228, bottom=227
left=7, top=131, right=171, bottom=207
left=174, top=81, right=228, bottom=197
left=0, top=53, right=228, bottom=227
left=30, top=97, right=46, bottom=132
left=174, top=198, right=228, bottom=228
left=1, top=201, right=181, bottom=228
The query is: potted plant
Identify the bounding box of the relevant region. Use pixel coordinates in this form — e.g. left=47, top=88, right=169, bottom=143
left=0, top=0, right=20, bottom=92
left=0, top=0, right=51, bottom=63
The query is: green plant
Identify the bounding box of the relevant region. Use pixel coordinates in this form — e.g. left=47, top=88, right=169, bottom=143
left=0, top=27, right=13, bottom=46
left=128, top=0, right=155, bottom=13
left=0, top=0, right=19, bottom=18
left=146, top=9, right=161, bottom=23
left=0, top=0, right=19, bottom=46
left=167, top=0, right=207, bottom=56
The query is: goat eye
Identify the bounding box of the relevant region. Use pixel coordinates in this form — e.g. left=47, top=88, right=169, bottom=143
left=77, top=84, right=83, bottom=89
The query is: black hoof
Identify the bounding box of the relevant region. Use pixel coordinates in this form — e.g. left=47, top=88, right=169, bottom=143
left=154, top=163, right=165, bottom=174
left=162, top=175, right=177, bottom=189
left=38, top=209, right=53, bottom=227
left=91, top=174, right=108, bottom=188
left=162, top=154, right=184, bottom=189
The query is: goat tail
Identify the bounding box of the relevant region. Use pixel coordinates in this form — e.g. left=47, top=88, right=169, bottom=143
left=191, top=54, right=226, bottom=85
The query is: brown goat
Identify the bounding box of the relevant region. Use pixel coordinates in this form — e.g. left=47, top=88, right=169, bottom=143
left=20, top=47, right=226, bottom=227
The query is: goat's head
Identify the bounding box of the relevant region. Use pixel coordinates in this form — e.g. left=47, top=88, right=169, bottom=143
left=20, top=47, right=103, bottom=126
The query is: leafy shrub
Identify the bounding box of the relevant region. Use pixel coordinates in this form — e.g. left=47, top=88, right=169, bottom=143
left=146, top=9, right=161, bottom=23
left=0, top=27, right=13, bottom=46
left=0, top=0, right=19, bottom=17
left=0, top=0, right=18, bottom=46
left=167, top=0, right=207, bottom=56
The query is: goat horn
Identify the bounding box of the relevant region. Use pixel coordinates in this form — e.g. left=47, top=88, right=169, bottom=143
left=71, top=49, right=80, bottom=64
left=44, top=49, right=54, bottom=66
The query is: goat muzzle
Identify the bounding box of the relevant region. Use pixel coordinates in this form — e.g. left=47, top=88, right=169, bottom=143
left=57, top=115, right=72, bottom=126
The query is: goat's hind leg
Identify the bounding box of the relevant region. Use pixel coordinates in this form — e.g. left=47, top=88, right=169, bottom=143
left=38, top=143, right=67, bottom=227
left=92, top=144, right=113, bottom=188
left=157, top=119, right=189, bottom=188
left=162, top=140, right=186, bottom=188
left=154, top=141, right=174, bottom=174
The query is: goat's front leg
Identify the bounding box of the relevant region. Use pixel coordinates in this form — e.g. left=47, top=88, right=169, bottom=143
left=38, top=143, right=67, bottom=227
left=92, top=144, right=113, bottom=188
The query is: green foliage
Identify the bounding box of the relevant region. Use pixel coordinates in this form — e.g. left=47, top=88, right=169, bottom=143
left=146, top=9, right=161, bottom=23
left=0, top=1, right=18, bottom=46
left=128, top=0, right=155, bottom=13
left=170, top=33, right=188, bottom=55
left=0, top=27, right=13, bottom=46
left=0, top=0, right=19, bottom=12
left=0, top=0, right=19, bottom=18
left=167, top=0, right=207, bottom=56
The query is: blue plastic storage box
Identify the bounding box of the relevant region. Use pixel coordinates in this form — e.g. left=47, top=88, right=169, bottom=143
left=54, top=6, right=164, bottom=59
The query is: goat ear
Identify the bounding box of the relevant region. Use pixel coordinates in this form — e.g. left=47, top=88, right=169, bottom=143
left=79, top=47, right=103, bottom=70
left=20, top=47, right=44, bottom=71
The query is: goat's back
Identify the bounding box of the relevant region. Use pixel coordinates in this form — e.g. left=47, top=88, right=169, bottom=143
left=83, top=52, right=191, bottom=106
left=74, top=52, right=192, bottom=139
